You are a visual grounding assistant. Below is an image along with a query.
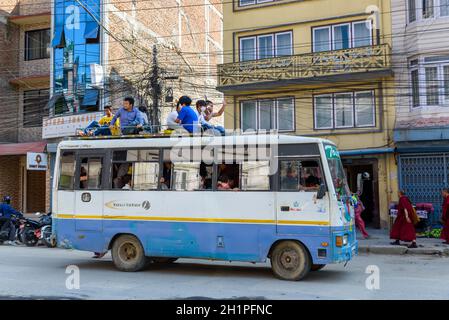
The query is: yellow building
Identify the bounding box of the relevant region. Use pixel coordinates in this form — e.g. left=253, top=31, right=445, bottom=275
left=217, top=0, right=397, bottom=229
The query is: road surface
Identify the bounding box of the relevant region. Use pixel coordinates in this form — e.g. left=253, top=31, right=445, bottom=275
left=0, top=245, right=448, bottom=299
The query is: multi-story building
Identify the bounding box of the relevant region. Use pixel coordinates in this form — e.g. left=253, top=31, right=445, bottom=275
left=45, top=0, right=223, bottom=192
left=0, top=0, right=51, bottom=213
left=392, top=0, right=449, bottom=224
left=218, top=0, right=397, bottom=229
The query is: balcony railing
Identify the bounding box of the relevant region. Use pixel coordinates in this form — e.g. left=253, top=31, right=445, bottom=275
left=218, top=44, right=391, bottom=88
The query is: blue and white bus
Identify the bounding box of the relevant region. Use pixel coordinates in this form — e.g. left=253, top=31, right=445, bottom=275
left=53, top=134, right=357, bottom=281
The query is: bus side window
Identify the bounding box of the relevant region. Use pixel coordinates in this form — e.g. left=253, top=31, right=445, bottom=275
left=280, top=160, right=322, bottom=192
left=241, top=161, right=271, bottom=191
left=58, top=152, right=75, bottom=190
left=79, top=157, right=103, bottom=190
left=172, top=162, right=201, bottom=191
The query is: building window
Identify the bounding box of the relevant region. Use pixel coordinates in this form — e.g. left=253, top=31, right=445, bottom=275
left=409, top=0, right=448, bottom=20
left=410, top=56, right=449, bottom=107
left=241, top=97, right=295, bottom=132
left=442, top=0, right=449, bottom=16
left=239, top=0, right=274, bottom=7
left=25, top=29, right=50, bottom=61
left=314, top=91, right=375, bottom=130
left=23, top=89, right=50, bottom=127
left=425, top=67, right=439, bottom=105
left=422, top=0, right=434, bottom=18
left=409, top=0, right=417, bottom=22
left=411, top=69, right=420, bottom=107
left=240, top=31, right=292, bottom=61
left=312, top=20, right=372, bottom=53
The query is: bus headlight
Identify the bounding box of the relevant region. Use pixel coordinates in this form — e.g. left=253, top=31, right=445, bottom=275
left=336, top=235, right=349, bottom=247
left=343, top=234, right=349, bottom=246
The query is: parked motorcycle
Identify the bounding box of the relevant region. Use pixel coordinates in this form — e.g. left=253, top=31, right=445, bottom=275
left=19, top=212, right=53, bottom=247
left=34, top=212, right=54, bottom=248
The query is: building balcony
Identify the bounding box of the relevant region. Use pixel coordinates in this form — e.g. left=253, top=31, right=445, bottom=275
left=217, top=44, right=392, bottom=94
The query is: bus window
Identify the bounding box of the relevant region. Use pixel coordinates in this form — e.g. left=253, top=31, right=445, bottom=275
left=172, top=162, right=201, bottom=191
left=217, top=163, right=240, bottom=190
left=79, top=157, right=103, bottom=190
left=58, top=152, right=75, bottom=190
left=241, top=161, right=270, bottom=191
left=112, top=149, right=160, bottom=190
left=280, top=160, right=322, bottom=192
left=133, top=162, right=159, bottom=191
left=161, top=162, right=173, bottom=190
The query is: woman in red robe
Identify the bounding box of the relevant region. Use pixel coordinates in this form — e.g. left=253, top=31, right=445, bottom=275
left=441, top=189, right=449, bottom=245
left=390, top=190, right=417, bottom=248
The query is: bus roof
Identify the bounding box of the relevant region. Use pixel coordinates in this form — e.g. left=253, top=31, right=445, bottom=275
left=57, top=134, right=336, bottom=150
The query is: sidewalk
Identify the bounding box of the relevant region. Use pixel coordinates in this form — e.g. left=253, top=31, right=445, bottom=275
left=357, top=228, right=449, bottom=256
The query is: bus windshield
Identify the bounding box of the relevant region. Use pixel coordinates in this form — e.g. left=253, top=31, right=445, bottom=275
left=325, top=144, right=350, bottom=200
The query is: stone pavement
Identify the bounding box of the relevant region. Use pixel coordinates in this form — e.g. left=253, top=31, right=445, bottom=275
left=357, top=228, right=449, bottom=256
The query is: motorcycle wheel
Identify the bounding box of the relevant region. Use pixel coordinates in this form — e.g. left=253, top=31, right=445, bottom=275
left=42, top=231, right=55, bottom=248
left=20, top=227, right=38, bottom=247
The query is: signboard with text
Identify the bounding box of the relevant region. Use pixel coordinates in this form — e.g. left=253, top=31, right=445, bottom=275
left=42, top=112, right=104, bottom=139
left=27, top=152, right=48, bottom=171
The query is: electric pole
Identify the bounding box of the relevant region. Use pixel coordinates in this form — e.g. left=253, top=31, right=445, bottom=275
left=150, top=44, right=161, bottom=130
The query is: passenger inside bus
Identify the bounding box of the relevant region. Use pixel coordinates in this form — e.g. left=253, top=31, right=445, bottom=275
left=122, top=175, right=132, bottom=190
left=217, top=163, right=240, bottom=190
left=280, top=160, right=322, bottom=191
left=160, top=162, right=173, bottom=189
left=113, top=163, right=132, bottom=189
left=80, top=165, right=88, bottom=189
left=200, top=163, right=213, bottom=190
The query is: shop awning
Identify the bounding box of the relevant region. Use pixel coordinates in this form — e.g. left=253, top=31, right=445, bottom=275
left=0, top=141, right=47, bottom=156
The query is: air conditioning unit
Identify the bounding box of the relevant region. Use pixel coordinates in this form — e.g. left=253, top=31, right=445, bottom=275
left=90, top=63, right=104, bottom=89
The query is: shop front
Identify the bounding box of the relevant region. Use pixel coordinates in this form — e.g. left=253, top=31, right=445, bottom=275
left=0, top=141, right=50, bottom=214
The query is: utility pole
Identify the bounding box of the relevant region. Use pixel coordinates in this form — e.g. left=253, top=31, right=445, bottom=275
left=150, top=44, right=161, bottom=129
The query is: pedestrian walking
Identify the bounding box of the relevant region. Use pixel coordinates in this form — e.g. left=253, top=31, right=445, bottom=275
left=352, top=194, right=370, bottom=239
left=390, top=190, right=418, bottom=248
left=440, top=188, right=449, bottom=245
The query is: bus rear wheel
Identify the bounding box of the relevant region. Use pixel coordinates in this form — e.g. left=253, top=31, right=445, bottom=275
left=112, top=235, right=147, bottom=272
left=270, top=241, right=311, bottom=281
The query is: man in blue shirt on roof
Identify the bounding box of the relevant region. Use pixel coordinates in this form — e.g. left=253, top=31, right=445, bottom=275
left=175, top=96, right=199, bottom=134
left=110, top=97, right=144, bottom=135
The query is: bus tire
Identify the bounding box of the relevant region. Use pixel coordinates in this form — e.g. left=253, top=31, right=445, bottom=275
left=270, top=241, right=311, bottom=281
left=152, top=258, right=178, bottom=264
left=111, top=235, right=147, bottom=272
left=311, top=264, right=326, bottom=272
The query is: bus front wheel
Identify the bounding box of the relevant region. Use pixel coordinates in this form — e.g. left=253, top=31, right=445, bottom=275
left=270, top=241, right=311, bottom=281
left=111, top=235, right=147, bottom=272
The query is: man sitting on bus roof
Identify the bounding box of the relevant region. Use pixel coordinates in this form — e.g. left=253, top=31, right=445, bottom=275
left=175, top=96, right=199, bottom=134
left=110, top=97, right=144, bottom=135
left=77, top=105, right=120, bottom=137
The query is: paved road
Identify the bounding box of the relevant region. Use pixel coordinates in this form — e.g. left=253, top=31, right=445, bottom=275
left=0, top=245, right=448, bottom=300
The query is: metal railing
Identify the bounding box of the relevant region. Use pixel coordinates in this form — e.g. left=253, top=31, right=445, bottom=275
left=218, top=44, right=391, bottom=87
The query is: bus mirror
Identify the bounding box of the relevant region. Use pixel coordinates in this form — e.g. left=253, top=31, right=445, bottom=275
left=317, top=184, right=327, bottom=200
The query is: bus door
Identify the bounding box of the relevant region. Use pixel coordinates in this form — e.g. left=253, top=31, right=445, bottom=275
left=276, top=158, right=330, bottom=234
left=74, top=153, right=105, bottom=232
left=56, top=151, right=77, bottom=221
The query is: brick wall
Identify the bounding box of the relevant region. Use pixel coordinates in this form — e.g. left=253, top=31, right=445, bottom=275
left=0, top=155, right=22, bottom=211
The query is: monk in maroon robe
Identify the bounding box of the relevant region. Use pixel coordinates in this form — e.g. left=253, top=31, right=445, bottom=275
left=441, top=189, right=449, bottom=245
left=390, top=190, right=417, bottom=248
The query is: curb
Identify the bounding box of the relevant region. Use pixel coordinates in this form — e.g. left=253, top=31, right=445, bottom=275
left=358, top=245, right=449, bottom=256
